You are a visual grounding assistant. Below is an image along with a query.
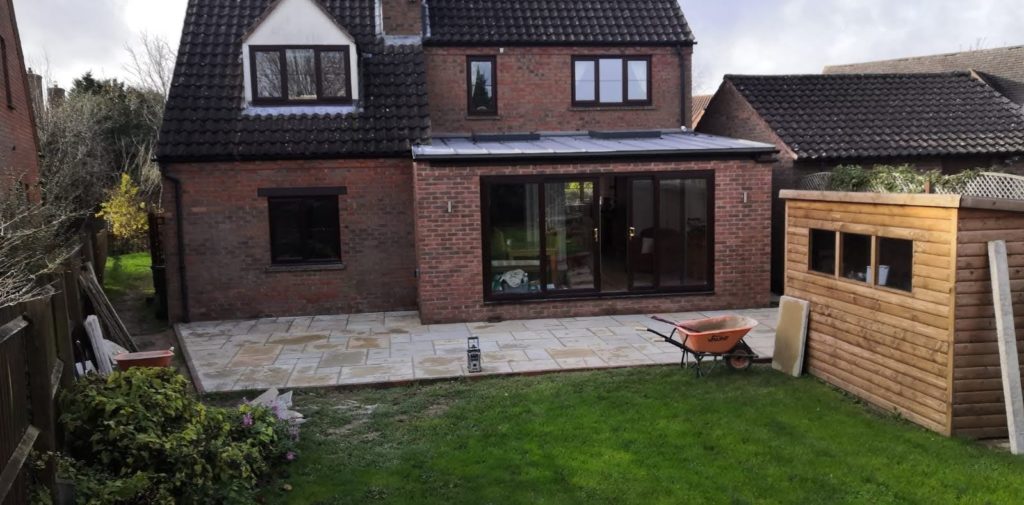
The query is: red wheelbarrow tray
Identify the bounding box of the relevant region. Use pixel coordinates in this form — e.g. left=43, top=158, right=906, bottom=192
left=655, top=315, right=759, bottom=354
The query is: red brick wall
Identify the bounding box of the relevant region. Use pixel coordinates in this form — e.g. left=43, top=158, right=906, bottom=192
left=425, top=46, right=690, bottom=134
left=413, top=158, right=772, bottom=324
left=0, top=0, right=40, bottom=198
left=382, top=0, right=421, bottom=36
left=161, top=158, right=418, bottom=322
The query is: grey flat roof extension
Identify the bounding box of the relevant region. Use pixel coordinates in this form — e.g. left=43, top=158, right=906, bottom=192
left=412, top=130, right=778, bottom=161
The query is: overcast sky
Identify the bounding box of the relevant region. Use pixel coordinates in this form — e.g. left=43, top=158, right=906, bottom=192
left=13, top=0, right=1024, bottom=94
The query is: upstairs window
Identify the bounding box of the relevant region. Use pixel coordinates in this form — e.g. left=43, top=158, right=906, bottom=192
left=249, top=45, right=351, bottom=104
left=467, top=56, right=497, bottom=116
left=572, top=56, right=650, bottom=106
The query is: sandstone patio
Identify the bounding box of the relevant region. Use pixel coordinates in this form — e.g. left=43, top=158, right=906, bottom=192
left=176, top=308, right=779, bottom=392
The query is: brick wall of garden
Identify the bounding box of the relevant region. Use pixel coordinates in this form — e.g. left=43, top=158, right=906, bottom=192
left=424, top=45, right=692, bottom=134
left=413, top=158, right=773, bottom=324
left=161, top=158, right=418, bottom=322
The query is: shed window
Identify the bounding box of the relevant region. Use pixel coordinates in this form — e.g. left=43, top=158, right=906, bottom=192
left=841, top=233, right=872, bottom=283
left=250, top=45, right=351, bottom=104
left=572, top=56, right=650, bottom=106
left=877, top=237, right=913, bottom=292
left=264, top=194, right=342, bottom=265
left=808, top=229, right=836, bottom=275
left=467, top=56, right=497, bottom=116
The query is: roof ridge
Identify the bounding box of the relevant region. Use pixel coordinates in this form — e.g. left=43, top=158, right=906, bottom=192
left=825, top=44, right=1024, bottom=70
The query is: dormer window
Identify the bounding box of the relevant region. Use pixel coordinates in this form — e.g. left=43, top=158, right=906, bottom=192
left=249, top=45, right=352, bottom=104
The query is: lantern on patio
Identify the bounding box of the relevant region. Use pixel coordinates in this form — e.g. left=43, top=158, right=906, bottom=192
left=467, top=337, right=482, bottom=373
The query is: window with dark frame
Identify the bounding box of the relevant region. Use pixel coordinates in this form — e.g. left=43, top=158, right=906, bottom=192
left=467, top=56, right=497, bottom=116
left=1, top=36, right=11, bottom=109
left=808, top=229, right=836, bottom=275
left=572, top=56, right=650, bottom=106
left=249, top=45, right=351, bottom=105
left=262, top=192, right=342, bottom=265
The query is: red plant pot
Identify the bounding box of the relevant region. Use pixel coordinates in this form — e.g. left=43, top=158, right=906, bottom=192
left=113, top=350, right=174, bottom=370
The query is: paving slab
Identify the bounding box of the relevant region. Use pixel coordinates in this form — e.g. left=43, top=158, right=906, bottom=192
left=178, top=307, right=777, bottom=392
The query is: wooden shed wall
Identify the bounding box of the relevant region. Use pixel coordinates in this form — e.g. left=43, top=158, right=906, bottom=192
left=784, top=199, right=956, bottom=435
left=952, top=208, right=1024, bottom=439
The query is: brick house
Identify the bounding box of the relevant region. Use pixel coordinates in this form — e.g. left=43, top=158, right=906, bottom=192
left=696, top=73, right=1024, bottom=291
left=158, top=0, right=778, bottom=324
left=0, top=0, right=41, bottom=200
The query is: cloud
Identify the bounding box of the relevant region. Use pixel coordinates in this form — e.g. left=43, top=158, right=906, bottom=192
left=14, top=0, right=188, bottom=88
left=683, top=0, right=1024, bottom=94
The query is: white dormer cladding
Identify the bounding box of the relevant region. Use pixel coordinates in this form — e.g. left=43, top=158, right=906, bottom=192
left=241, top=0, right=361, bottom=104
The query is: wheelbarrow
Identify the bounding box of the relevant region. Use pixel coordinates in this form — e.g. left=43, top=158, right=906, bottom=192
left=639, top=315, right=760, bottom=377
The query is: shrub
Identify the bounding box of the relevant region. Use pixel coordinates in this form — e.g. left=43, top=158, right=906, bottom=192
left=828, top=164, right=982, bottom=194
left=97, top=173, right=148, bottom=242
left=56, top=368, right=295, bottom=504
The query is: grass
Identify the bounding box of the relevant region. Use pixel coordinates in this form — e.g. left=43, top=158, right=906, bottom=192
left=103, top=252, right=166, bottom=335
left=103, top=252, right=154, bottom=300
left=258, top=367, right=1024, bottom=504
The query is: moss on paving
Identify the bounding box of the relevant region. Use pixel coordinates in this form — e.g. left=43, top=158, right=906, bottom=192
left=260, top=367, right=1024, bottom=504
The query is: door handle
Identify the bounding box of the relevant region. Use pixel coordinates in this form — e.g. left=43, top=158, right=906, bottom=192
left=628, top=227, right=636, bottom=239
left=593, top=227, right=599, bottom=243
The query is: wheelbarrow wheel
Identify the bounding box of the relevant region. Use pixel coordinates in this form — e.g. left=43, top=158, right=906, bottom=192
left=726, top=352, right=753, bottom=371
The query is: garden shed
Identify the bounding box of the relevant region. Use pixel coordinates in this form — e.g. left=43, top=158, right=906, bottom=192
left=781, top=188, right=1024, bottom=439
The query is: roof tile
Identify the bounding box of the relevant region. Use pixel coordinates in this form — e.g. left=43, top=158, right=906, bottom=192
left=726, top=72, right=1024, bottom=160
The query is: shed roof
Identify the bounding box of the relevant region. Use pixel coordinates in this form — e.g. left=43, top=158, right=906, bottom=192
left=412, top=130, right=777, bottom=161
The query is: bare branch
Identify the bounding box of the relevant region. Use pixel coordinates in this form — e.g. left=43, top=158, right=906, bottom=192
left=124, top=31, right=177, bottom=97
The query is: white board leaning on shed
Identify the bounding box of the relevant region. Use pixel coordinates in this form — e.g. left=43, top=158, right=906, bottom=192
left=988, top=240, right=1024, bottom=455
left=772, top=296, right=810, bottom=377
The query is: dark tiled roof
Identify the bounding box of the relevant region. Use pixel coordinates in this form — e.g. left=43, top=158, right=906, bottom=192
left=725, top=72, right=1024, bottom=160
left=158, top=0, right=430, bottom=162
left=424, top=0, right=694, bottom=46
left=824, top=45, right=1024, bottom=106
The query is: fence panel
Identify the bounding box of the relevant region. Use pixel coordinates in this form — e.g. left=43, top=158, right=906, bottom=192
left=0, top=306, right=33, bottom=505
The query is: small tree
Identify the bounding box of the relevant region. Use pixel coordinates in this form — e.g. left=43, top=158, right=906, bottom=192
left=97, top=173, right=148, bottom=243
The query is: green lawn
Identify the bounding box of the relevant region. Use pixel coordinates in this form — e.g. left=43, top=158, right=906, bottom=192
left=103, top=252, right=154, bottom=300
left=261, top=367, right=1024, bottom=504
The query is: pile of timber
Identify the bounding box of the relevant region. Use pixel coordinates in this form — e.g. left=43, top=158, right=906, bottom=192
left=78, top=262, right=137, bottom=352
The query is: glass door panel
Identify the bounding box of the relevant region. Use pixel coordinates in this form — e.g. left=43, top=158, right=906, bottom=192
left=629, top=178, right=656, bottom=289
left=658, top=178, right=709, bottom=288
left=544, top=180, right=597, bottom=291
left=487, top=183, right=542, bottom=296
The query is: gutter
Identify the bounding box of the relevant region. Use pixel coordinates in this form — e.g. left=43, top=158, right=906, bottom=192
left=161, top=170, right=191, bottom=323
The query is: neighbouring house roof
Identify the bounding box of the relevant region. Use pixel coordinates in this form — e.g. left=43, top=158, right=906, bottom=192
left=157, top=0, right=430, bottom=162
left=723, top=72, right=1024, bottom=161
left=691, top=94, right=712, bottom=126
left=424, top=0, right=695, bottom=46
left=411, top=130, right=775, bottom=161
left=824, top=45, right=1024, bottom=106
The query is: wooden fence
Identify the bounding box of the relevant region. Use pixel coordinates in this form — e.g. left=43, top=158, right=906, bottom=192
left=0, top=235, right=94, bottom=504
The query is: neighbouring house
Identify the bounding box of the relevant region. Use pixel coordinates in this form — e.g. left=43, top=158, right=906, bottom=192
left=0, top=0, right=41, bottom=199
left=690, top=94, right=712, bottom=127
left=157, top=0, right=779, bottom=324
left=825, top=45, right=1024, bottom=106
left=696, top=72, right=1024, bottom=292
